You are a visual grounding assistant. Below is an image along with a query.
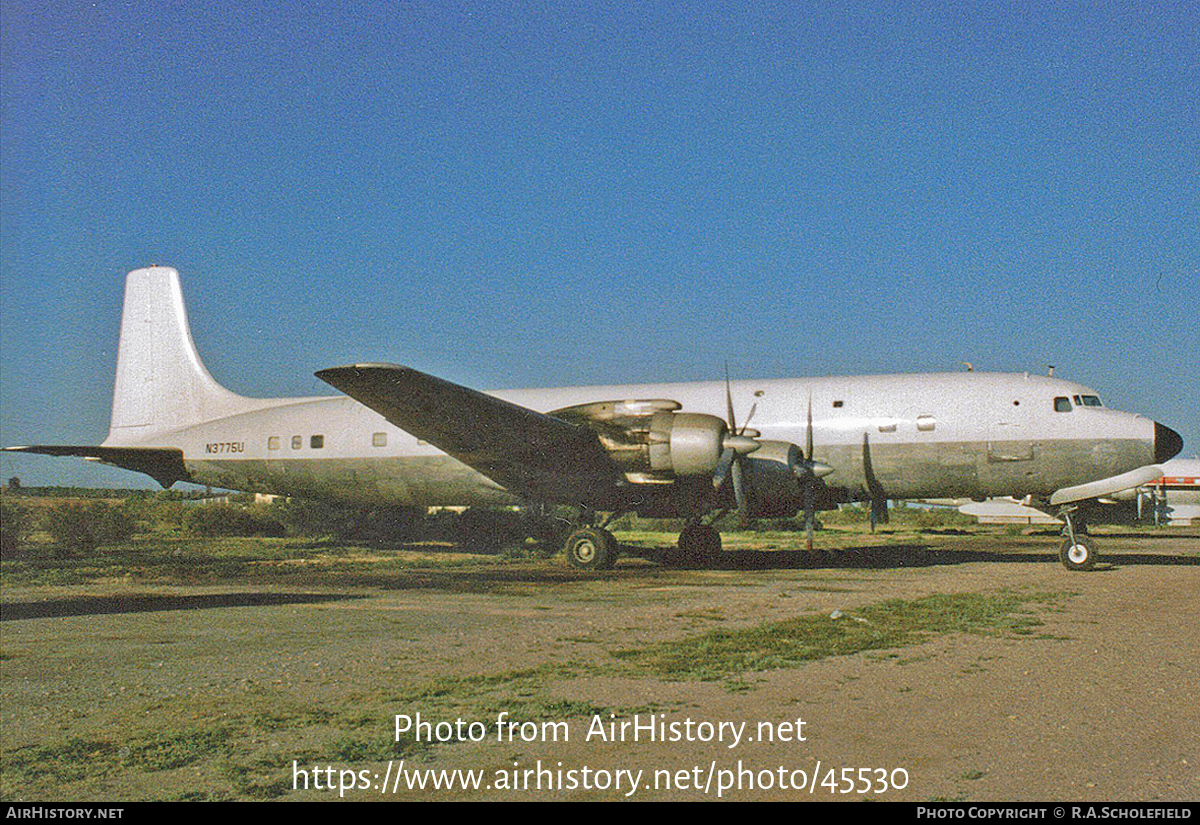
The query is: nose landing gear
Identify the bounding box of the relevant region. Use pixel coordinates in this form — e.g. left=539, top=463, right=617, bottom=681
left=1057, top=504, right=1097, bottom=571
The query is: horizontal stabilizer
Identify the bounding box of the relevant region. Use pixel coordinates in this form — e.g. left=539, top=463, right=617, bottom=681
left=1049, top=464, right=1164, bottom=506
left=3, top=445, right=189, bottom=488
left=315, top=363, right=619, bottom=502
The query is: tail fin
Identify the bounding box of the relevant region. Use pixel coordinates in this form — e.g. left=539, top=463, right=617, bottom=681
left=104, top=267, right=255, bottom=445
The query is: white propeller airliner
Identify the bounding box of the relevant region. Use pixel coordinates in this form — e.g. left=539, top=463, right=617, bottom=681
left=7, top=267, right=1183, bottom=571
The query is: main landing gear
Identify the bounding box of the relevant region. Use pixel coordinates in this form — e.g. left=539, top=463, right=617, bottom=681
left=659, top=522, right=723, bottom=568
left=1057, top=505, right=1097, bottom=572
left=563, top=524, right=619, bottom=570
left=560, top=516, right=726, bottom=570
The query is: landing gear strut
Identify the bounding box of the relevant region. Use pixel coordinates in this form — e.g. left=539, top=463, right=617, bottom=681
left=1057, top=504, right=1097, bottom=572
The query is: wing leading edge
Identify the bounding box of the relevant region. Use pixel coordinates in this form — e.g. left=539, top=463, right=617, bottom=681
left=315, top=363, right=621, bottom=504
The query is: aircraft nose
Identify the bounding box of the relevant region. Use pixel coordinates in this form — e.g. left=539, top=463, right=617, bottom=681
left=1155, top=422, right=1183, bottom=464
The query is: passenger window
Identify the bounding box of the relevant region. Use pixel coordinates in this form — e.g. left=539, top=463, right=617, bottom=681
left=832, top=400, right=844, bottom=408
left=291, top=435, right=302, bottom=449
left=311, top=435, right=324, bottom=449
left=268, top=436, right=280, bottom=451
left=917, top=415, right=936, bottom=432
left=372, top=432, right=387, bottom=447
left=1054, top=397, right=1072, bottom=412
left=878, top=422, right=897, bottom=433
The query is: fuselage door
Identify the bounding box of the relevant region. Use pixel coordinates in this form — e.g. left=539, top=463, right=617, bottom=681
left=983, top=398, right=1045, bottom=496
left=987, top=428, right=1035, bottom=461
left=986, top=399, right=1035, bottom=463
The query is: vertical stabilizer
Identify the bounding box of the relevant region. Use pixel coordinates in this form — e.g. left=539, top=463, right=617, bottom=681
left=104, top=267, right=255, bottom=444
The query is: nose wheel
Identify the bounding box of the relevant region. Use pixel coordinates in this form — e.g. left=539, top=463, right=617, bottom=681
left=1059, top=533, right=1097, bottom=571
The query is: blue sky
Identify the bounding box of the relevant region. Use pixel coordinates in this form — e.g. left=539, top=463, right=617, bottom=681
left=2, top=1, right=1196, bottom=487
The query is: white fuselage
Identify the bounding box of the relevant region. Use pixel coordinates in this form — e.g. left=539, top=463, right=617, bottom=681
left=119, top=371, right=1158, bottom=511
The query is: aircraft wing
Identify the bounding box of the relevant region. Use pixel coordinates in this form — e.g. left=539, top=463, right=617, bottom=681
left=1049, top=464, right=1165, bottom=506
left=2, top=445, right=190, bottom=488
left=315, top=363, right=621, bottom=504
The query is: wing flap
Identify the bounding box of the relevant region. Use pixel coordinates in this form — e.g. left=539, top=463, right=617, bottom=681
left=315, top=363, right=619, bottom=503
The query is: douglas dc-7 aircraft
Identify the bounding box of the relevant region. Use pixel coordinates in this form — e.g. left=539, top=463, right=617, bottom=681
left=7, top=267, right=1183, bottom=571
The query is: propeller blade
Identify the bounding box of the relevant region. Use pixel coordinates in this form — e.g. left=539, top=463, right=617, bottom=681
left=712, top=446, right=735, bottom=490
left=724, top=364, right=737, bottom=434
left=720, top=364, right=761, bottom=525
left=805, top=392, right=814, bottom=462
left=798, top=393, right=821, bottom=550
left=870, top=496, right=889, bottom=531
left=731, top=454, right=749, bottom=524
left=739, top=402, right=757, bottom=435
left=862, top=432, right=888, bottom=533
left=804, top=475, right=815, bottom=550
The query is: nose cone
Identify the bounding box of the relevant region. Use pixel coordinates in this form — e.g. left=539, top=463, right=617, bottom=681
left=1155, top=422, right=1183, bottom=464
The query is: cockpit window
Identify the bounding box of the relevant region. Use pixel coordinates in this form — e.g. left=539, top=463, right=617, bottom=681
left=1080, top=395, right=1102, bottom=407
left=1054, top=397, right=1072, bottom=412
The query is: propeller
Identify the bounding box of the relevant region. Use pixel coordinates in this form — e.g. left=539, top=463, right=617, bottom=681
left=792, top=393, right=834, bottom=549
left=711, top=368, right=761, bottom=524
left=713, top=377, right=835, bottom=539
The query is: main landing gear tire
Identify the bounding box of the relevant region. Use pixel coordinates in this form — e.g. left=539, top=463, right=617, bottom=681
left=1059, top=534, right=1097, bottom=572
left=564, top=527, right=618, bottom=570
left=666, top=524, right=722, bottom=568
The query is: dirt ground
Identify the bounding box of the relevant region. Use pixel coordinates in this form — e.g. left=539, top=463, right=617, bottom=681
left=2, top=529, right=1197, bottom=802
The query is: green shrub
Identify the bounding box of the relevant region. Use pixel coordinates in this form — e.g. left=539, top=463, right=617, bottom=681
left=269, top=498, right=420, bottom=542
left=41, top=501, right=135, bottom=555
left=182, top=504, right=286, bottom=538
left=269, top=498, right=364, bottom=539
left=1, top=498, right=29, bottom=557
left=125, top=493, right=187, bottom=535
left=455, top=507, right=527, bottom=551
left=821, top=506, right=871, bottom=525
left=352, top=506, right=421, bottom=542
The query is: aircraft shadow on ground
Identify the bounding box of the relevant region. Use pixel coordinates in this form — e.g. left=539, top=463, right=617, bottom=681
left=379, top=543, right=1197, bottom=585
left=5, top=544, right=1193, bottom=615
left=0, top=592, right=366, bottom=621
left=620, top=543, right=1200, bottom=571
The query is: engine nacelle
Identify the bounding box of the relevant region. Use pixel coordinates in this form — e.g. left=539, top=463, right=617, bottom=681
left=742, top=440, right=805, bottom=518
left=551, top=401, right=756, bottom=482
left=647, top=412, right=727, bottom=476
left=560, top=405, right=730, bottom=480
